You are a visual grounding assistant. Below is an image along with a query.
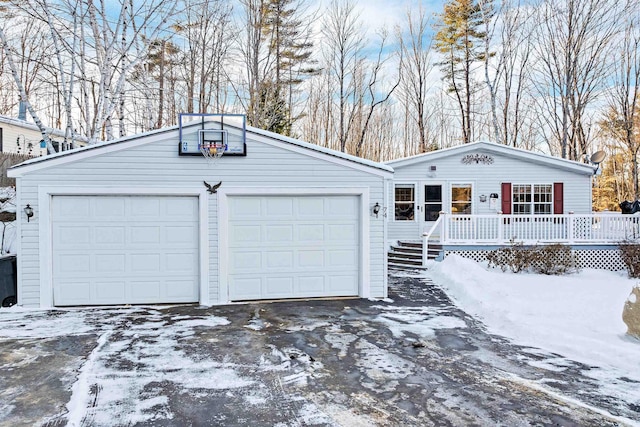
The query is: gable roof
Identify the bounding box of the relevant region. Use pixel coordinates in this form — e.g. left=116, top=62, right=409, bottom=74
left=8, top=122, right=393, bottom=177
left=386, top=141, right=596, bottom=176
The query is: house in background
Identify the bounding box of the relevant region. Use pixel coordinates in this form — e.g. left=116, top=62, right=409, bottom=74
left=0, top=114, right=87, bottom=156
left=8, top=114, right=392, bottom=308
left=385, top=142, right=626, bottom=271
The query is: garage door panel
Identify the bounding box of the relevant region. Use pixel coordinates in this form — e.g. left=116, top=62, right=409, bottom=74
left=298, top=250, right=324, bottom=267
left=57, top=254, right=90, bottom=273
left=57, top=226, right=91, bottom=245
left=328, top=249, right=357, bottom=267
left=298, top=198, right=324, bottom=216
left=266, top=225, right=294, bottom=242
left=95, top=254, right=126, bottom=273
left=52, top=195, right=199, bottom=306
left=328, top=275, right=358, bottom=292
left=265, top=251, right=294, bottom=268
left=130, top=226, right=161, bottom=244
left=265, top=277, right=294, bottom=297
left=95, top=281, right=126, bottom=300
left=94, top=198, right=126, bottom=218
left=54, top=198, right=90, bottom=217
left=266, top=198, right=294, bottom=217
left=327, top=224, right=357, bottom=242
left=299, top=276, right=324, bottom=293
left=228, top=195, right=359, bottom=301
left=298, top=224, right=324, bottom=241
left=130, top=280, right=161, bottom=299
left=95, top=227, right=125, bottom=244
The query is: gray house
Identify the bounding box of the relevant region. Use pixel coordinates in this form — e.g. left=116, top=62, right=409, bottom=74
left=9, top=115, right=392, bottom=308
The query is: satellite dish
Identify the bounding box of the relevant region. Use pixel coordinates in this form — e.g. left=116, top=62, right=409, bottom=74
left=590, top=150, right=606, bottom=165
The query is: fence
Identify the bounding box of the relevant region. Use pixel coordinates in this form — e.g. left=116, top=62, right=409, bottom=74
left=0, top=153, right=33, bottom=186
left=434, top=212, right=638, bottom=244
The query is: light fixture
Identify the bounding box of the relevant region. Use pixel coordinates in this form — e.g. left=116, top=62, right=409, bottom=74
left=479, top=194, right=487, bottom=202
left=372, top=202, right=381, bottom=218
left=24, top=204, right=34, bottom=222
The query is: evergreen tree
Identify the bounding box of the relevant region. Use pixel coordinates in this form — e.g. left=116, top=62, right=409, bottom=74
left=434, top=0, right=493, bottom=144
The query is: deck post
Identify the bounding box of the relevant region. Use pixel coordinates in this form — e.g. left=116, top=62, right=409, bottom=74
left=440, top=212, right=448, bottom=244
left=568, top=211, right=575, bottom=243
left=497, top=211, right=503, bottom=244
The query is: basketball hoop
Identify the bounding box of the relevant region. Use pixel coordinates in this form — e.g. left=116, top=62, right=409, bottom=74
left=199, top=141, right=226, bottom=165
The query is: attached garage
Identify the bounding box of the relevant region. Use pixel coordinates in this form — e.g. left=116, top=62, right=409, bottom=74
left=52, top=195, right=199, bottom=306
left=8, top=114, right=392, bottom=308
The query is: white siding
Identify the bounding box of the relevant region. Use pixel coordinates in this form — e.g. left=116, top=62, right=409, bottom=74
left=388, top=147, right=592, bottom=242
left=0, top=122, right=47, bottom=156
left=15, top=129, right=387, bottom=307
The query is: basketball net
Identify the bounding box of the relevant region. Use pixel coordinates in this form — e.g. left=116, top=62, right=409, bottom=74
left=199, top=141, right=226, bottom=166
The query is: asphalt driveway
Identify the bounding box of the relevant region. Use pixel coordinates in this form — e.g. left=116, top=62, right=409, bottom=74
left=0, top=273, right=638, bottom=426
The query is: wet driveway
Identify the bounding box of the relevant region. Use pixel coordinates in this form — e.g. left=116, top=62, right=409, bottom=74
left=0, top=273, right=638, bottom=426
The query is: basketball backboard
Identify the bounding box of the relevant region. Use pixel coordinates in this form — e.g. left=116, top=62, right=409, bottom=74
left=178, top=113, right=247, bottom=156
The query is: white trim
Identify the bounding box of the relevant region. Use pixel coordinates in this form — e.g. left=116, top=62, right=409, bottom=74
left=449, top=181, right=475, bottom=215
left=36, top=186, right=208, bottom=308
left=14, top=178, right=23, bottom=306
left=392, top=182, right=418, bottom=223
left=383, top=178, right=390, bottom=299
left=217, top=187, right=371, bottom=304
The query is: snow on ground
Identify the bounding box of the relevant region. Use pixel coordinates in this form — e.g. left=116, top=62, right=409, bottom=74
left=426, top=255, right=640, bottom=403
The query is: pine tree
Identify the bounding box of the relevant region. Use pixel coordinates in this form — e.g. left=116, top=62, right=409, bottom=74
left=434, top=0, right=493, bottom=144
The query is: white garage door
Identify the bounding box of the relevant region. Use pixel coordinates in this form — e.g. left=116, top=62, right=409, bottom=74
left=227, top=195, right=360, bottom=301
left=52, top=195, right=199, bottom=306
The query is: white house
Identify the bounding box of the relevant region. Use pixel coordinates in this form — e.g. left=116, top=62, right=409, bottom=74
left=384, top=142, right=630, bottom=270
left=386, top=141, right=597, bottom=243
left=0, top=115, right=87, bottom=156
left=8, top=114, right=392, bottom=308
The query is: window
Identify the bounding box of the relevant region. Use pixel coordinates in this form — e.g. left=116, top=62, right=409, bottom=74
left=395, top=184, right=415, bottom=220
left=424, top=185, right=442, bottom=221
left=513, top=184, right=552, bottom=214
left=451, top=184, right=472, bottom=214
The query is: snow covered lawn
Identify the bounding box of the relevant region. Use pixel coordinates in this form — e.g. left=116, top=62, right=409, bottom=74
left=427, top=255, right=640, bottom=410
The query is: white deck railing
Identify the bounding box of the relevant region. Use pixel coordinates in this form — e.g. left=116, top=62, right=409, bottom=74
left=431, top=212, right=640, bottom=245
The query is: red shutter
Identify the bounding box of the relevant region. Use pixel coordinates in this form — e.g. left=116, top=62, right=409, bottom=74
left=501, top=183, right=512, bottom=214
left=553, top=182, right=564, bottom=214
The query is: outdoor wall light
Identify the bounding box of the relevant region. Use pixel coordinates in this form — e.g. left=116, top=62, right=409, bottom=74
left=24, top=204, right=34, bottom=222
left=373, top=202, right=381, bottom=218
left=479, top=194, right=487, bottom=202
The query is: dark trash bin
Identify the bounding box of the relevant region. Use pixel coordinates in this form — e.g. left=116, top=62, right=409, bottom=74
left=0, top=255, right=17, bottom=307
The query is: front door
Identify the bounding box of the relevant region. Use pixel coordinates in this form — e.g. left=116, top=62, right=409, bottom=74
left=420, top=182, right=443, bottom=233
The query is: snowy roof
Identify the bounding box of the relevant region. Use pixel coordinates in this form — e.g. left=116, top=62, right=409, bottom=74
left=8, top=121, right=393, bottom=176
left=386, top=141, right=596, bottom=176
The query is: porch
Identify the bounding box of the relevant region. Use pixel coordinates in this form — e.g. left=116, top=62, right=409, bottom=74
left=389, top=212, right=635, bottom=270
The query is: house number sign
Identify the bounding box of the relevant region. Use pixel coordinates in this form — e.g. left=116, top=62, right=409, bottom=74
left=461, top=153, right=494, bottom=165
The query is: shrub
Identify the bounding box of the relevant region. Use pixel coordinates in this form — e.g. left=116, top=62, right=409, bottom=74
left=487, top=242, right=574, bottom=275
left=487, top=241, right=535, bottom=273
left=534, top=244, right=573, bottom=275
left=619, top=242, right=640, bottom=278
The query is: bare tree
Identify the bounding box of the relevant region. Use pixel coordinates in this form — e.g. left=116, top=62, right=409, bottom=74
left=531, top=0, right=626, bottom=160
left=0, top=27, right=55, bottom=152
left=321, top=0, right=365, bottom=152
left=600, top=18, right=640, bottom=197
left=396, top=5, right=435, bottom=154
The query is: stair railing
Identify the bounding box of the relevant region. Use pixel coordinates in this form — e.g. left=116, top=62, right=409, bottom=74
left=422, top=212, right=445, bottom=266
